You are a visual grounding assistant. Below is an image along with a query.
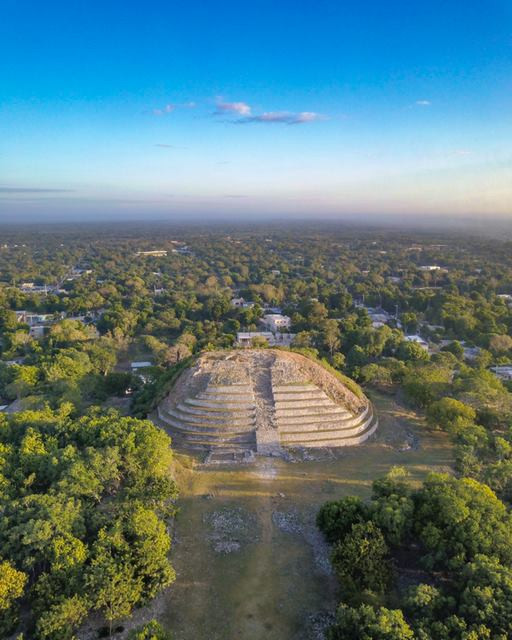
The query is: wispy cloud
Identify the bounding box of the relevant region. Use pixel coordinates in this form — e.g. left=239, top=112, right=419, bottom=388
left=151, top=101, right=196, bottom=116
left=240, top=111, right=325, bottom=125
left=214, top=98, right=326, bottom=125
left=154, top=143, right=188, bottom=150
left=224, top=194, right=248, bottom=198
left=214, top=100, right=252, bottom=116
left=0, top=187, right=73, bottom=194
left=415, top=100, right=431, bottom=106
left=153, top=104, right=176, bottom=116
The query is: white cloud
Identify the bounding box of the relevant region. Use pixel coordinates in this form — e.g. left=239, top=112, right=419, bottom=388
left=151, top=101, right=196, bottom=116
left=153, top=104, right=176, bottom=116
left=213, top=98, right=326, bottom=125
left=214, top=100, right=252, bottom=116
left=239, top=111, right=325, bottom=125
left=415, top=100, right=431, bottom=106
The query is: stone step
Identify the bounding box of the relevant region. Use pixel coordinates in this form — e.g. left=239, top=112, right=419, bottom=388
left=165, top=405, right=256, bottom=425
left=277, top=416, right=368, bottom=431
left=178, top=432, right=256, bottom=446
left=274, top=399, right=336, bottom=410
left=184, top=397, right=256, bottom=410
left=160, top=407, right=256, bottom=430
left=272, top=392, right=329, bottom=402
left=278, top=415, right=373, bottom=437
left=152, top=413, right=256, bottom=453
left=159, top=416, right=256, bottom=442
left=207, top=385, right=253, bottom=393
left=272, top=384, right=318, bottom=393
left=161, top=418, right=257, bottom=439
left=197, top=391, right=255, bottom=402
left=177, top=402, right=255, bottom=418
left=280, top=417, right=378, bottom=448
left=277, top=404, right=368, bottom=424
left=274, top=406, right=350, bottom=418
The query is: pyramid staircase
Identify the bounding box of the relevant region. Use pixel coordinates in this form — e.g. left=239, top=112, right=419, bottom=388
left=157, top=383, right=257, bottom=451
left=273, top=383, right=377, bottom=448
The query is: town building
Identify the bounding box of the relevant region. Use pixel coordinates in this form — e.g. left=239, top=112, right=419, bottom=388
left=130, top=361, right=153, bottom=371
left=136, top=250, right=168, bottom=257
left=491, top=366, right=512, bottom=381
left=130, top=361, right=153, bottom=384
left=16, top=311, right=54, bottom=326
left=260, top=313, right=291, bottom=332
left=236, top=331, right=295, bottom=348
left=231, top=297, right=255, bottom=309
left=463, top=346, right=481, bottom=362
left=405, top=335, right=429, bottom=350
left=29, top=326, right=46, bottom=338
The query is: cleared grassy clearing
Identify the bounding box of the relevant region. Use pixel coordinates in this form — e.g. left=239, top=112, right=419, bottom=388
left=161, top=391, right=453, bottom=640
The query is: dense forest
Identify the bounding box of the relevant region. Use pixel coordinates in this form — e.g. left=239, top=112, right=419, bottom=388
left=2, top=222, right=512, bottom=638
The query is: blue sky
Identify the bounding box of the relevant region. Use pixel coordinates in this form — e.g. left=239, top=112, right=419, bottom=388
left=1, top=1, right=511, bottom=222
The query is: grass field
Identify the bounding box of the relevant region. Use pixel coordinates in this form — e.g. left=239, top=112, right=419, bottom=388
left=159, top=391, right=453, bottom=640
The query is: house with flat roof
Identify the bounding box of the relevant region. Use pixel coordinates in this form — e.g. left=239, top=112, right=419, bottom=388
left=136, top=250, right=167, bottom=257
left=260, top=313, right=291, bottom=332
left=236, top=331, right=295, bottom=348
left=130, top=361, right=153, bottom=370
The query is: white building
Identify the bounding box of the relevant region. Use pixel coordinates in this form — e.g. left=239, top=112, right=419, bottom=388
left=136, top=250, right=167, bottom=257
left=463, top=346, right=481, bottom=362
left=131, top=361, right=153, bottom=370
left=491, top=366, right=512, bottom=381
left=236, top=331, right=295, bottom=348
left=419, top=265, right=442, bottom=272
left=29, top=326, right=46, bottom=338
left=231, top=297, right=255, bottom=309
left=405, top=335, right=429, bottom=351
left=237, top=331, right=275, bottom=347
left=260, top=313, right=291, bottom=332
left=130, top=361, right=153, bottom=384
left=16, top=311, right=54, bottom=326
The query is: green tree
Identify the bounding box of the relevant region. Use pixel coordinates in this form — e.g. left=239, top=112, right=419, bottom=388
left=426, top=398, right=476, bottom=431
left=35, top=595, right=89, bottom=640
left=396, top=341, right=429, bottom=363
left=328, top=604, right=414, bottom=640
left=322, top=319, right=341, bottom=356
left=331, top=521, right=391, bottom=594
left=458, top=555, right=512, bottom=637
left=48, top=319, right=96, bottom=345
left=317, top=496, right=368, bottom=544
left=402, top=365, right=451, bottom=408
left=128, top=620, right=173, bottom=640
left=87, top=530, right=143, bottom=637
left=0, top=560, right=27, bottom=627
left=414, top=474, right=512, bottom=570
